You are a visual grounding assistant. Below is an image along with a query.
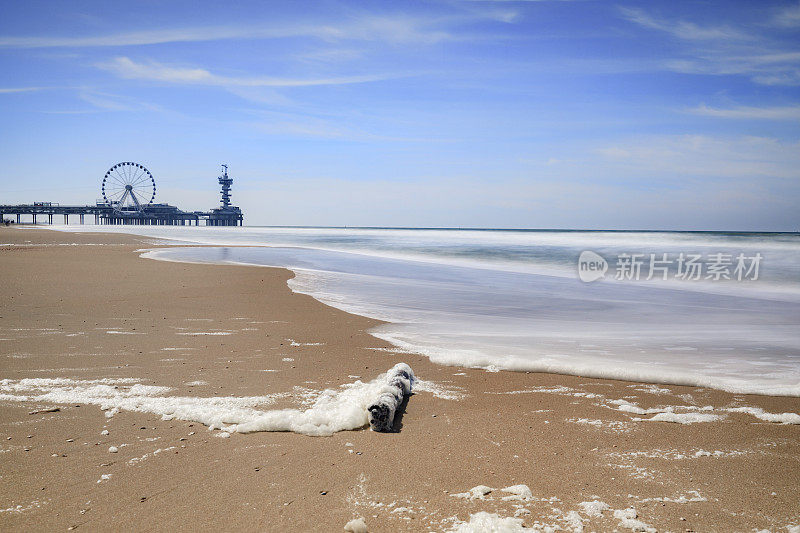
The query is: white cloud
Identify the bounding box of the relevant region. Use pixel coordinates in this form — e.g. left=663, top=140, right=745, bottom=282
left=0, top=87, right=43, bottom=93
left=686, top=104, right=800, bottom=121
left=619, top=7, right=800, bottom=85
left=96, top=56, right=404, bottom=88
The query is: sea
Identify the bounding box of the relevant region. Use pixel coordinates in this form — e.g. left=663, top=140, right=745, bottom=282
left=51, top=226, right=800, bottom=396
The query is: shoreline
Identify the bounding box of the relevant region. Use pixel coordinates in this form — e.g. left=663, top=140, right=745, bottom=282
left=2, top=226, right=799, bottom=532
left=140, top=235, right=800, bottom=399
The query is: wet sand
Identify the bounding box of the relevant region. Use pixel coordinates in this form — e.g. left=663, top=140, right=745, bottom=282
left=1, top=226, right=799, bottom=532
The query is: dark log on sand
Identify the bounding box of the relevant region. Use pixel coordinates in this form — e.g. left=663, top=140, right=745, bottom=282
left=368, top=363, right=415, bottom=432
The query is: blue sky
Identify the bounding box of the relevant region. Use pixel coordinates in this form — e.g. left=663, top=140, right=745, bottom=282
left=1, top=0, right=798, bottom=230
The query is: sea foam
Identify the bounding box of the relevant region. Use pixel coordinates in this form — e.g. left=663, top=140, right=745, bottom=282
left=0, top=365, right=417, bottom=437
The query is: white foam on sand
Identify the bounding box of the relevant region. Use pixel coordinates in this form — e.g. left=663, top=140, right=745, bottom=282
left=445, top=482, right=726, bottom=532
left=633, top=412, right=726, bottom=424
left=0, top=500, right=46, bottom=514
left=613, top=508, right=656, bottom=533
left=638, top=490, right=707, bottom=504
left=578, top=500, right=610, bottom=517
left=605, top=398, right=800, bottom=425
left=500, top=485, right=533, bottom=502
left=451, top=485, right=494, bottom=500
left=343, top=517, right=368, bottom=533
left=0, top=365, right=416, bottom=437
left=414, top=379, right=467, bottom=400
left=724, top=406, right=800, bottom=424
left=128, top=447, right=176, bottom=465
left=567, top=418, right=634, bottom=433
left=287, top=339, right=325, bottom=347
left=234, top=364, right=413, bottom=436
left=177, top=332, right=232, bottom=336
left=629, top=384, right=673, bottom=395
left=448, top=512, right=528, bottom=533
left=488, top=385, right=800, bottom=426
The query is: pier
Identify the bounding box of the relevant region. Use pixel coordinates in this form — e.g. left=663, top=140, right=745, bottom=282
left=1, top=163, right=243, bottom=226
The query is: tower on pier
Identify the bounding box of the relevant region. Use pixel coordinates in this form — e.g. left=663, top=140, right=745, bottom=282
left=218, top=164, right=233, bottom=208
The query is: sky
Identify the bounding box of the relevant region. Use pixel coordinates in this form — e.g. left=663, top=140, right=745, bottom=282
left=1, top=0, right=799, bottom=230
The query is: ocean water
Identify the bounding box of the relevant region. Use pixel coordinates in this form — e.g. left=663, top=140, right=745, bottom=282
left=51, top=226, right=800, bottom=396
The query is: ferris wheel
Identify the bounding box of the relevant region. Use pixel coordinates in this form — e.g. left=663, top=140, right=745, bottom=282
left=102, top=162, right=156, bottom=211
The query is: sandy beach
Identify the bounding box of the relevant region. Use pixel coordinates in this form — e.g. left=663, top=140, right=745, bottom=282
left=1, top=226, right=799, bottom=532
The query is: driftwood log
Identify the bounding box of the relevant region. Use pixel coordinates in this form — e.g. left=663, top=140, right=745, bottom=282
left=367, top=363, right=415, bottom=432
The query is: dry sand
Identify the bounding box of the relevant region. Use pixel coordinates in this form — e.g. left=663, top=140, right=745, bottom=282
left=1, top=227, right=799, bottom=532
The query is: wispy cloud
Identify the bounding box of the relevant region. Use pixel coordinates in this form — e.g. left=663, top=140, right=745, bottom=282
left=773, top=2, right=800, bottom=27
left=663, top=52, right=800, bottom=85
left=0, top=14, right=471, bottom=49
left=619, top=7, right=750, bottom=41
left=0, top=25, right=384, bottom=48
left=686, top=104, right=800, bottom=121
left=37, top=90, right=164, bottom=114
left=223, top=87, right=296, bottom=106
left=294, top=47, right=365, bottom=65
left=619, top=7, right=800, bottom=86
left=96, top=56, right=405, bottom=87
left=78, top=90, right=162, bottom=112
left=0, top=26, right=275, bottom=48
left=327, top=14, right=455, bottom=44
left=0, top=86, right=44, bottom=93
